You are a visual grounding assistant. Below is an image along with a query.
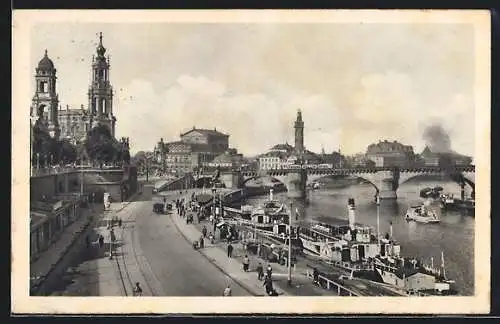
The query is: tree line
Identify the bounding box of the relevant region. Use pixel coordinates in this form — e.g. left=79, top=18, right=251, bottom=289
left=31, top=124, right=130, bottom=167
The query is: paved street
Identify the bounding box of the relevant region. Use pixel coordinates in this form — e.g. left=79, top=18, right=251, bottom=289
left=134, top=186, right=251, bottom=296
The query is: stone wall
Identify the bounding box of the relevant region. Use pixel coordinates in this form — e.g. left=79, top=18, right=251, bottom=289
left=30, top=169, right=125, bottom=201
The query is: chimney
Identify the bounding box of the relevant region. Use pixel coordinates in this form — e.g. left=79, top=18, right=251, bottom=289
left=348, top=198, right=356, bottom=230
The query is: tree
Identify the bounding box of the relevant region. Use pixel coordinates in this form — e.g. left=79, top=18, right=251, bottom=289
left=57, top=139, right=77, bottom=164
left=85, top=125, right=120, bottom=163
left=84, top=124, right=132, bottom=165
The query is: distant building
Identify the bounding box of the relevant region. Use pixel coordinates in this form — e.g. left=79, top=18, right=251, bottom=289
left=419, top=146, right=472, bottom=167
left=365, top=140, right=416, bottom=167
left=154, top=127, right=230, bottom=175
left=207, top=149, right=245, bottom=169
left=320, top=151, right=346, bottom=168
left=258, top=110, right=323, bottom=170
left=347, top=153, right=376, bottom=168
left=58, top=105, right=91, bottom=144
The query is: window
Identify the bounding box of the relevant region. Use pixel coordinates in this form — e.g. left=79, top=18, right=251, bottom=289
left=39, top=81, right=48, bottom=93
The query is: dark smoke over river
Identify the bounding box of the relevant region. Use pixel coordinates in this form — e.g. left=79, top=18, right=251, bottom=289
left=423, top=123, right=452, bottom=153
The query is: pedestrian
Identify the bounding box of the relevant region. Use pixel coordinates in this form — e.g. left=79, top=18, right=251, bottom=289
left=223, top=285, right=232, bottom=296
left=209, top=232, right=215, bottom=244
left=227, top=243, right=233, bottom=258
left=202, top=226, right=207, bottom=238
left=133, top=282, right=143, bottom=296
left=256, top=262, right=264, bottom=280
left=313, top=267, right=319, bottom=285
left=263, top=275, right=273, bottom=295
left=99, top=235, right=104, bottom=248
left=118, top=218, right=122, bottom=227
left=266, top=265, right=273, bottom=279
left=242, top=254, right=250, bottom=272
left=199, top=235, right=205, bottom=249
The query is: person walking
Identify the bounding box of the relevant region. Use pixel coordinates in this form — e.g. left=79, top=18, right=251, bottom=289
left=242, top=255, right=250, bottom=272
left=223, top=285, right=232, bottom=296
left=202, top=225, right=207, bottom=238
left=263, top=275, right=273, bottom=295
left=313, top=267, right=319, bottom=285
left=266, top=265, right=273, bottom=280
left=199, top=235, right=205, bottom=249
left=227, top=243, right=233, bottom=258
left=98, top=235, right=104, bottom=248
left=118, top=218, right=122, bottom=227
left=133, top=282, right=143, bottom=296
left=256, top=262, right=264, bottom=281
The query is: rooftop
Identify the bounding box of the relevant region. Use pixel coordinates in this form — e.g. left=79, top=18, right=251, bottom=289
left=37, top=50, right=55, bottom=70
left=180, top=127, right=229, bottom=137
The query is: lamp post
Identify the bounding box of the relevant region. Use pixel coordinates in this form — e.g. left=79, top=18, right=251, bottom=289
left=80, top=158, right=84, bottom=196
left=376, top=195, right=380, bottom=254
left=287, top=202, right=293, bottom=286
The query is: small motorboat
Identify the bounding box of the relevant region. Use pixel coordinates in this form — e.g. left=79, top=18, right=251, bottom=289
left=405, top=205, right=440, bottom=224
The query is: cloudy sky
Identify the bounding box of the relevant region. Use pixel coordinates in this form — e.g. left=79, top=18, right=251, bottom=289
left=30, top=22, right=475, bottom=157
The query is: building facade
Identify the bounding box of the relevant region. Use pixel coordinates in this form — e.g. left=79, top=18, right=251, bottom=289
left=58, top=105, right=91, bottom=144
left=365, top=140, right=416, bottom=167
left=154, top=127, right=231, bottom=175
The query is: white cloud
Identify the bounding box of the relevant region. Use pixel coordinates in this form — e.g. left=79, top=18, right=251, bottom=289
left=116, top=75, right=346, bottom=156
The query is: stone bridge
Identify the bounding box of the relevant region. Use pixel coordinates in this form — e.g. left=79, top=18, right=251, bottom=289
left=196, top=166, right=475, bottom=200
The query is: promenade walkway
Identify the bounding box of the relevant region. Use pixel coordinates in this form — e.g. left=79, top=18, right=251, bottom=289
left=170, top=193, right=335, bottom=296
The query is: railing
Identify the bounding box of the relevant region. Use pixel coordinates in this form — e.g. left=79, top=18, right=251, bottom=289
left=262, top=165, right=475, bottom=173
left=31, top=166, right=77, bottom=177
left=31, top=165, right=124, bottom=177
left=305, top=267, right=361, bottom=296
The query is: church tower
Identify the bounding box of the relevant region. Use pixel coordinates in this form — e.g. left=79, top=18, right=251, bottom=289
left=294, top=109, right=304, bottom=157
left=31, top=50, right=60, bottom=139
left=88, top=32, right=116, bottom=137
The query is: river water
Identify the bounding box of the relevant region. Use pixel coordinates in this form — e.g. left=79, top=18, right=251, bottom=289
left=244, top=179, right=475, bottom=296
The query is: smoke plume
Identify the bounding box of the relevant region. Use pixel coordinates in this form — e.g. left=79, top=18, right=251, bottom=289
left=423, top=123, right=452, bottom=153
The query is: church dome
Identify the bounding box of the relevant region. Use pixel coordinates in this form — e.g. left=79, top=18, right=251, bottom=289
left=37, top=50, right=55, bottom=70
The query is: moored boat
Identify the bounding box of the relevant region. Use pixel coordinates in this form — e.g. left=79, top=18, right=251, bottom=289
left=373, top=251, right=457, bottom=295
left=405, top=204, right=440, bottom=224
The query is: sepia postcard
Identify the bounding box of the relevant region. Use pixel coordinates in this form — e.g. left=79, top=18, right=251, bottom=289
left=12, top=9, right=490, bottom=314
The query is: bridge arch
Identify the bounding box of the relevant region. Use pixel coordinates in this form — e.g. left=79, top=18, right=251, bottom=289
left=306, top=172, right=380, bottom=197
left=398, top=169, right=475, bottom=192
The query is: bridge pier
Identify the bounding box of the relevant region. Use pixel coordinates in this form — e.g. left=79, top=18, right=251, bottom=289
left=220, top=171, right=243, bottom=189
left=286, top=169, right=308, bottom=199
left=375, top=170, right=399, bottom=200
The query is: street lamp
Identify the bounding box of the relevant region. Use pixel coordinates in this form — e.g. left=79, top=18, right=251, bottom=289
left=287, top=202, right=294, bottom=286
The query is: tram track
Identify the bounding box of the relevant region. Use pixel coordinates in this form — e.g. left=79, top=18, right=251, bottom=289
left=112, top=201, right=157, bottom=296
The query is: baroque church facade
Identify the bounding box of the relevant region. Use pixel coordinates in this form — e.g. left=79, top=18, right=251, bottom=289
left=30, top=33, right=116, bottom=144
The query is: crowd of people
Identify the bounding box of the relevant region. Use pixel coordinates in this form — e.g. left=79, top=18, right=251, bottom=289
left=171, top=189, right=283, bottom=297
